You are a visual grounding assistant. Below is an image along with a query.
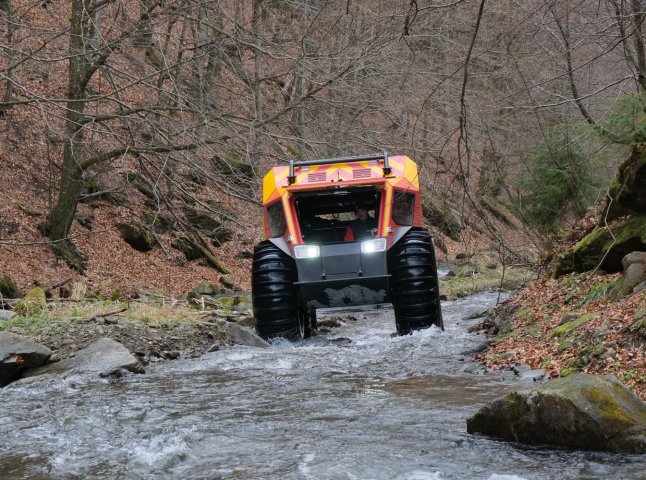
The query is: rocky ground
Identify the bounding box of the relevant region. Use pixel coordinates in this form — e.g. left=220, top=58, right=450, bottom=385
left=0, top=286, right=255, bottom=372
left=35, top=317, right=233, bottom=366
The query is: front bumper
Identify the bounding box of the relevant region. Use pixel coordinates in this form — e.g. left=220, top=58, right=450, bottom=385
left=294, top=241, right=390, bottom=308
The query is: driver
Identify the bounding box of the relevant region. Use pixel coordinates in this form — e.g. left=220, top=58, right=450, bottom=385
left=344, top=204, right=378, bottom=240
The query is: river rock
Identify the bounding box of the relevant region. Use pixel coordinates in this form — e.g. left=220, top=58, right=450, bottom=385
left=221, top=322, right=270, bottom=348
left=21, top=337, right=144, bottom=380
left=0, top=310, right=16, bottom=320
left=0, top=332, right=52, bottom=386
left=466, top=374, right=646, bottom=453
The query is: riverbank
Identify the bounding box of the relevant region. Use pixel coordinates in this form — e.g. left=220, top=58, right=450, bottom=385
left=475, top=270, right=646, bottom=401
left=0, top=291, right=253, bottom=368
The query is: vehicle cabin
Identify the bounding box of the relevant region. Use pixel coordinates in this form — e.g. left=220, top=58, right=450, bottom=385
left=261, top=153, right=424, bottom=253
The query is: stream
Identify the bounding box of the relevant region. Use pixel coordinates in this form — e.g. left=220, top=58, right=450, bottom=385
left=1, top=291, right=645, bottom=479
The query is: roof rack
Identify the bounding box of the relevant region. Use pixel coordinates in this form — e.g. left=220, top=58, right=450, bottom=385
left=287, top=151, right=391, bottom=185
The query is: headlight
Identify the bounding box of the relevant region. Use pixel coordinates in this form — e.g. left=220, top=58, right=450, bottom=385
left=361, top=238, right=386, bottom=254
left=294, top=245, right=320, bottom=259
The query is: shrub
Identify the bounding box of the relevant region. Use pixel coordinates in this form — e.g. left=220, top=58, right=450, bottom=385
left=516, top=126, right=598, bottom=233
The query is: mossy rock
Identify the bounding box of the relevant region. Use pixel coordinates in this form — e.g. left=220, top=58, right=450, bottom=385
left=554, top=215, right=646, bottom=276
left=80, top=177, right=131, bottom=208
left=184, top=208, right=233, bottom=245
left=233, top=294, right=251, bottom=307
left=125, top=172, right=156, bottom=200
left=216, top=296, right=236, bottom=308
left=552, top=312, right=597, bottom=337
left=191, top=283, right=221, bottom=296
left=602, top=147, right=646, bottom=222
left=13, top=287, right=46, bottom=316
left=75, top=214, right=92, bottom=230
left=0, top=275, right=22, bottom=299
left=210, top=152, right=254, bottom=186
left=171, top=237, right=203, bottom=261
left=143, top=211, right=174, bottom=233
left=220, top=276, right=235, bottom=289
left=79, top=177, right=100, bottom=205
left=185, top=209, right=221, bottom=231
left=467, top=373, right=646, bottom=453
left=630, top=308, right=646, bottom=337
left=170, top=236, right=230, bottom=274
left=119, top=222, right=157, bottom=251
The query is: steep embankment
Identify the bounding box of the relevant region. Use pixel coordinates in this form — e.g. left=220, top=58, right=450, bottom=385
left=477, top=149, right=646, bottom=400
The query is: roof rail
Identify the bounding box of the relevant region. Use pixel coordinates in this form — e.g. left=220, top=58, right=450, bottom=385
left=287, top=151, right=391, bottom=185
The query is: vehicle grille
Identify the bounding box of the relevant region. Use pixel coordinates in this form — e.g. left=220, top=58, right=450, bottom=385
left=353, top=168, right=371, bottom=179
left=308, top=172, right=327, bottom=182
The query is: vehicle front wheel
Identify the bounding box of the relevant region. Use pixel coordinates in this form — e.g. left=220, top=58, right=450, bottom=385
left=252, top=241, right=299, bottom=340
left=388, top=228, right=443, bottom=335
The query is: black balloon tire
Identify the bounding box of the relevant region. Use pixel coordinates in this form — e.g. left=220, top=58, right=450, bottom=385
left=388, top=228, right=443, bottom=335
left=251, top=241, right=300, bottom=340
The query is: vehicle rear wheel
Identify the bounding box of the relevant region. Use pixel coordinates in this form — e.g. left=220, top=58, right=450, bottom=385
left=252, top=241, right=299, bottom=340
left=388, top=228, right=443, bottom=335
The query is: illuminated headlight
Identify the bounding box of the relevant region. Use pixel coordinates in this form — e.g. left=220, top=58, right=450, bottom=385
left=294, top=245, right=320, bottom=259
left=361, top=238, right=386, bottom=254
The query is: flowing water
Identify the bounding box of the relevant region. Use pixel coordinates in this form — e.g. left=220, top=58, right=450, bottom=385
left=1, top=292, right=645, bottom=480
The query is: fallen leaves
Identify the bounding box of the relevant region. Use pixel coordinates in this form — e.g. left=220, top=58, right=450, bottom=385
left=478, top=271, right=646, bottom=400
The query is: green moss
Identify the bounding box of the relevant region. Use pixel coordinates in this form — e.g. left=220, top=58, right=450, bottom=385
left=542, top=354, right=553, bottom=368
left=216, top=296, right=235, bottom=308
left=13, top=287, right=46, bottom=316
left=126, top=172, right=156, bottom=199
left=585, top=385, right=637, bottom=427
left=552, top=312, right=597, bottom=337
left=0, top=275, right=22, bottom=298
left=285, top=144, right=299, bottom=157
left=578, top=343, right=605, bottom=358
left=558, top=338, right=573, bottom=352
left=574, top=281, right=613, bottom=307
left=514, top=307, right=535, bottom=322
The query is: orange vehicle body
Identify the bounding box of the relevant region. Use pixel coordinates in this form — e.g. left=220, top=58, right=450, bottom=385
left=261, top=154, right=423, bottom=252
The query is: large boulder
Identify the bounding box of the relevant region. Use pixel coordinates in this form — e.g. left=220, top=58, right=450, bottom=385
left=0, top=332, right=52, bottom=386
left=118, top=222, right=157, bottom=251
left=466, top=374, right=646, bottom=453
left=602, top=146, right=646, bottom=222
left=21, top=338, right=144, bottom=380
left=221, top=322, right=270, bottom=348
left=184, top=207, right=233, bottom=246
left=554, top=215, right=646, bottom=275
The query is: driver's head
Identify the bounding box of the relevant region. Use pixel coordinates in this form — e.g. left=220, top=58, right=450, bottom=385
left=354, top=205, right=368, bottom=221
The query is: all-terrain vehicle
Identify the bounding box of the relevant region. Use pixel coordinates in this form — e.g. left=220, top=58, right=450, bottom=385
left=252, top=152, right=443, bottom=339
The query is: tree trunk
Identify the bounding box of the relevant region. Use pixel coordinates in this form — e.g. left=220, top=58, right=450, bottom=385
left=43, top=0, right=91, bottom=270
left=1, top=0, right=14, bottom=115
